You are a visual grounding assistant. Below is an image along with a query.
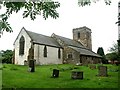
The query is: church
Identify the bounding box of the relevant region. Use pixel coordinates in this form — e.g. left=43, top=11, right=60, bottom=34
left=13, top=26, right=101, bottom=65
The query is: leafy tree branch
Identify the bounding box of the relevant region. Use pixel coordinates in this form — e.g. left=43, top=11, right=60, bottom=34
left=0, top=0, right=60, bottom=37
left=0, top=0, right=112, bottom=37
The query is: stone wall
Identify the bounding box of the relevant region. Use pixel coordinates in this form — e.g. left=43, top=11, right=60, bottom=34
left=63, top=46, right=80, bottom=64
left=73, top=27, right=92, bottom=50
left=80, top=55, right=101, bottom=65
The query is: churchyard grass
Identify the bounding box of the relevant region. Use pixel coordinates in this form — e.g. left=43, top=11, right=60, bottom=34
left=0, top=63, right=2, bottom=90
left=2, top=64, right=119, bottom=88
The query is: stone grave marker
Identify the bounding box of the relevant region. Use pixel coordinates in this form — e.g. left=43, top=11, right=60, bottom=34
left=71, top=71, right=83, bottom=79
left=52, top=69, right=59, bottom=78
left=98, top=66, right=107, bottom=77
left=29, top=59, right=35, bottom=72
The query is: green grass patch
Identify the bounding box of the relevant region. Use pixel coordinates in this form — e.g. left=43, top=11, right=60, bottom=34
left=0, top=63, right=2, bottom=90
left=2, top=64, right=119, bottom=88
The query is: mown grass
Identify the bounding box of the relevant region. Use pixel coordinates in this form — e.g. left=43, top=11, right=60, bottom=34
left=0, top=63, right=2, bottom=90
left=2, top=64, right=119, bottom=88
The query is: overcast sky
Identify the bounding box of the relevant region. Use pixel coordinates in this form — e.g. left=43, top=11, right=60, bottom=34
left=0, top=0, right=119, bottom=54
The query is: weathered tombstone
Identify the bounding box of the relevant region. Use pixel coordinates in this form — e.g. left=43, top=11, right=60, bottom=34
left=89, top=65, right=96, bottom=69
left=24, top=60, right=28, bottom=65
left=52, top=69, right=59, bottom=78
left=98, top=66, right=107, bottom=76
left=71, top=71, right=83, bottom=79
left=29, top=59, right=35, bottom=72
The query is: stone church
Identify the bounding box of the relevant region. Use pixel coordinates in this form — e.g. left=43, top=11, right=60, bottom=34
left=13, top=26, right=101, bottom=65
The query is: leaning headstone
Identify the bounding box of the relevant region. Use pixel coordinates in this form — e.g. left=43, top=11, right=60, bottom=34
left=52, top=69, right=59, bottom=78
left=71, top=71, right=83, bottom=79
left=98, top=66, right=107, bottom=77
left=29, top=59, right=35, bottom=72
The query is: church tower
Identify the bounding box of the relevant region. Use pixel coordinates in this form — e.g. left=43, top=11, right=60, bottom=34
left=73, top=26, right=92, bottom=50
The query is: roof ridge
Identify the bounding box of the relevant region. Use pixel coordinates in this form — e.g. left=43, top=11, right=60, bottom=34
left=25, top=29, right=62, bottom=48
left=68, top=45, right=88, bottom=50
left=25, top=29, right=51, bottom=38
left=52, top=33, right=74, bottom=41
left=52, top=33, right=85, bottom=48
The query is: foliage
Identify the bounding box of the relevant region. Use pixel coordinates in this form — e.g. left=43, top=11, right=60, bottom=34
left=108, top=43, right=118, bottom=53
left=117, top=40, right=120, bottom=57
left=106, top=52, right=120, bottom=61
left=97, top=47, right=105, bottom=56
left=2, top=64, right=118, bottom=88
left=0, top=51, right=3, bottom=63
left=106, top=42, right=120, bottom=61
left=97, top=47, right=108, bottom=64
left=0, top=0, right=60, bottom=37
left=0, top=50, right=13, bottom=64
left=0, top=0, right=112, bottom=37
left=78, top=0, right=111, bottom=7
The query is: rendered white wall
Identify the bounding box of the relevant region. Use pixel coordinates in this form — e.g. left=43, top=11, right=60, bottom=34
left=14, top=28, right=31, bottom=65
left=34, top=44, right=63, bottom=65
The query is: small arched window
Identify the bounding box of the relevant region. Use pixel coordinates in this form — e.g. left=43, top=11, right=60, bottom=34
left=44, top=45, right=47, bottom=57
left=19, top=36, right=25, bottom=55
left=58, top=48, right=61, bottom=59
left=78, top=32, right=80, bottom=39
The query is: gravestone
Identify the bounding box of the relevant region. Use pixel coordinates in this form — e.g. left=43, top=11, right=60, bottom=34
left=71, top=71, right=83, bottom=79
left=98, top=66, right=107, bottom=76
left=29, top=59, right=35, bottom=72
left=24, top=60, right=28, bottom=65
left=52, top=69, right=59, bottom=78
left=89, top=65, right=96, bottom=69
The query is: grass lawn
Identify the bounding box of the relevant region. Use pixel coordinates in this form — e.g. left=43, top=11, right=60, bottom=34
left=2, top=64, right=119, bottom=88
left=0, top=63, right=2, bottom=90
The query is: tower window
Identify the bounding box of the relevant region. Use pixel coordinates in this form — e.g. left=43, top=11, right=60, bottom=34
left=19, top=36, right=25, bottom=55
left=78, top=32, right=80, bottom=38
left=44, top=46, right=47, bottom=57
left=58, top=48, right=61, bottom=59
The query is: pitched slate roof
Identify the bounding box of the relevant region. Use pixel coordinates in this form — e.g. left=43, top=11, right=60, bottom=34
left=52, top=34, right=101, bottom=57
left=25, top=30, right=62, bottom=48
left=69, top=46, right=101, bottom=57
left=52, top=34, right=85, bottom=48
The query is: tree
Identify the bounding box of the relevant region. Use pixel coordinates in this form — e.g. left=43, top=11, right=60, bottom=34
left=108, top=43, right=118, bottom=53
left=78, top=0, right=111, bottom=7
left=0, top=51, right=3, bottom=63
left=0, top=0, right=60, bottom=37
left=106, top=42, right=120, bottom=61
left=97, top=47, right=108, bottom=64
left=0, top=0, right=111, bottom=37
left=1, top=50, right=13, bottom=64
left=106, top=52, right=119, bottom=61
left=97, top=47, right=105, bottom=56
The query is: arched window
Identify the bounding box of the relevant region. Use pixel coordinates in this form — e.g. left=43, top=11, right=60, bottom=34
left=44, top=45, right=47, bottom=57
left=19, top=36, right=25, bottom=55
left=58, top=48, right=61, bottom=59
left=78, top=32, right=80, bottom=39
